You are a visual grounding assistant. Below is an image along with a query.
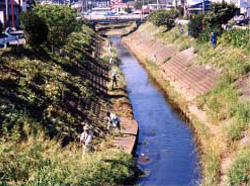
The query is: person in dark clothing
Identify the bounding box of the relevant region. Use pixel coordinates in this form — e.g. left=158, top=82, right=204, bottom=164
left=111, top=70, right=118, bottom=89
left=210, top=32, right=217, bottom=49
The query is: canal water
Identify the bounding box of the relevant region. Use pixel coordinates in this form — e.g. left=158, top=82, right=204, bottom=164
left=110, top=36, right=200, bottom=186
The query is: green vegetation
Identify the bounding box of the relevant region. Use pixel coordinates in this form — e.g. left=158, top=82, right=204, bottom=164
left=148, top=10, right=179, bottom=31
left=20, top=11, right=49, bottom=47
left=187, top=14, right=205, bottom=38
left=227, top=148, right=250, bottom=185
left=0, top=132, right=137, bottom=185
left=0, top=5, right=137, bottom=185
left=222, top=28, right=250, bottom=51
left=33, top=5, right=80, bottom=51
left=188, top=2, right=237, bottom=42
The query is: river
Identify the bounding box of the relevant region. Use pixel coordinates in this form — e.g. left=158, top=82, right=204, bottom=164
left=109, top=35, right=200, bottom=186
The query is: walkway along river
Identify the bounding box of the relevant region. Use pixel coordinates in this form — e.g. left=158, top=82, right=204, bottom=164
left=109, top=36, right=200, bottom=185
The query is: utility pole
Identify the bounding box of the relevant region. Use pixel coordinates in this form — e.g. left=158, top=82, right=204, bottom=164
left=203, top=0, right=205, bottom=14
left=5, top=0, right=8, bottom=28
left=82, top=0, right=84, bottom=13
left=157, top=0, right=159, bottom=10
left=142, top=0, right=144, bottom=19
left=11, top=0, right=14, bottom=28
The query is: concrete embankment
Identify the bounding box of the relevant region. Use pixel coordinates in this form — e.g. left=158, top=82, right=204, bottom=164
left=123, top=28, right=219, bottom=101
left=114, top=117, right=138, bottom=154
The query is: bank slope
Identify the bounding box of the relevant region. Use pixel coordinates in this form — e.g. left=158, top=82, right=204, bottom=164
left=0, top=20, right=138, bottom=185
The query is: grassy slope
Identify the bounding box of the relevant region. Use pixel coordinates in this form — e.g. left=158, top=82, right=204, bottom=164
left=126, top=22, right=250, bottom=185
left=0, top=25, right=137, bottom=185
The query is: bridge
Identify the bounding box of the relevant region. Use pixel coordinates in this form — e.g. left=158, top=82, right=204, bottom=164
left=84, top=14, right=148, bottom=28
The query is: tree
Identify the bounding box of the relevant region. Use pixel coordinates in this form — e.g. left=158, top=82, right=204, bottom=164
left=149, top=10, right=178, bottom=31
left=20, top=11, right=48, bottom=48
left=188, top=14, right=205, bottom=38
left=188, top=2, right=237, bottom=41
left=210, top=2, right=236, bottom=24
left=33, top=5, right=78, bottom=52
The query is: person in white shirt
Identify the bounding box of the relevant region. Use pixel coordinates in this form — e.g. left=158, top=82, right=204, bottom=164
left=153, top=53, right=157, bottom=62
left=109, top=57, right=113, bottom=67
left=80, top=126, right=93, bottom=153
left=106, top=112, right=120, bottom=130
left=108, top=44, right=112, bottom=53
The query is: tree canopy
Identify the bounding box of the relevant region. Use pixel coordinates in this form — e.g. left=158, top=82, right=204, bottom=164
left=33, top=5, right=78, bottom=51
left=20, top=11, right=49, bottom=47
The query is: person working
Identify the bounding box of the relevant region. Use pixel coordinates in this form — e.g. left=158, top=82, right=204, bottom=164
left=111, top=70, right=118, bottom=89
left=153, top=53, right=157, bottom=62
left=80, top=126, right=93, bottom=154
left=210, top=32, right=217, bottom=49
left=109, top=57, right=113, bottom=67
left=106, top=112, right=120, bottom=130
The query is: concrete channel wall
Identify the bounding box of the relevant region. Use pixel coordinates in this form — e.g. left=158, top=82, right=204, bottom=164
left=123, top=30, right=220, bottom=101
left=114, top=117, right=138, bottom=154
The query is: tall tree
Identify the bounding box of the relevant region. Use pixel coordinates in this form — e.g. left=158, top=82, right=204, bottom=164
left=20, top=11, right=48, bottom=48
left=33, top=5, right=78, bottom=52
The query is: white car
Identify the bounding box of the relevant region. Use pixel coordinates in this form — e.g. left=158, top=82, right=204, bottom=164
left=0, top=33, right=17, bottom=47
left=0, top=27, right=24, bottom=48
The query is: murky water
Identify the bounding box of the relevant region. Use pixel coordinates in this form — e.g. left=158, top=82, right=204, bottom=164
left=109, top=36, right=200, bottom=186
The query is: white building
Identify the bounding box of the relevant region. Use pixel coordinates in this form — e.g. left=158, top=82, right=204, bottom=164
left=0, top=0, right=26, bottom=29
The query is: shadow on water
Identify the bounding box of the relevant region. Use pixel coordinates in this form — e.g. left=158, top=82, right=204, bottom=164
left=109, top=35, right=201, bottom=186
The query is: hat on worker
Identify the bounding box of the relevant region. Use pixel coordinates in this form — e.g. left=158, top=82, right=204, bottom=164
left=83, top=126, right=89, bottom=130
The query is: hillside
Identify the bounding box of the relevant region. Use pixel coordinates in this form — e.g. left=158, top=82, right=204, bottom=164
left=0, top=6, right=138, bottom=185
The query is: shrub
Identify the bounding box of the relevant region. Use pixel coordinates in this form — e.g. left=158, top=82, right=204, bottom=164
left=33, top=5, right=78, bottom=51
left=149, top=10, right=178, bottom=31
left=20, top=11, right=49, bottom=47
left=227, top=149, right=250, bottom=185
left=188, top=14, right=205, bottom=38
